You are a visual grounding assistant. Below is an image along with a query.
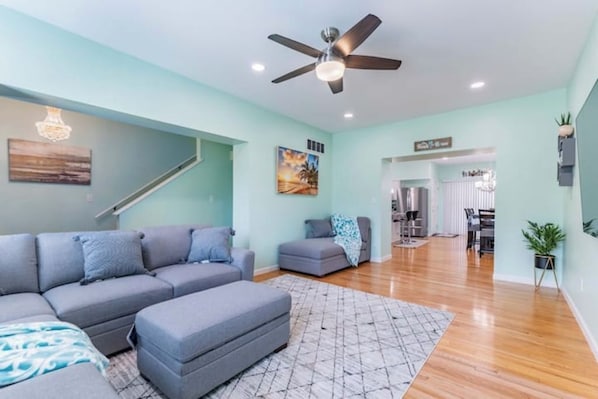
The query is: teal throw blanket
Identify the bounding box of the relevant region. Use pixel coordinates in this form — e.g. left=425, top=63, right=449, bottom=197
left=0, top=321, right=109, bottom=387
left=331, top=213, right=362, bottom=266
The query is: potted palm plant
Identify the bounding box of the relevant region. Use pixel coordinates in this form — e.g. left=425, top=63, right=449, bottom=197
left=521, top=221, right=566, bottom=269
left=555, top=112, right=574, bottom=137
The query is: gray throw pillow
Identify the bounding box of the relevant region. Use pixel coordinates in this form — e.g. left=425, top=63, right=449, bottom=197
left=305, top=218, right=334, bottom=238
left=74, top=231, right=149, bottom=285
left=187, top=227, right=234, bottom=263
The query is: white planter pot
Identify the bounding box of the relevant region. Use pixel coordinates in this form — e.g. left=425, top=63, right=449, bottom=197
left=559, top=125, right=574, bottom=137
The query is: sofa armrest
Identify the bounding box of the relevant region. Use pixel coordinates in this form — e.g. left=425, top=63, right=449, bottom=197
left=360, top=226, right=372, bottom=263
left=230, top=247, right=255, bottom=281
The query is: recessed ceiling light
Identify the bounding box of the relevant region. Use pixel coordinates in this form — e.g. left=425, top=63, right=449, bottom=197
left=470, top=81, right=485, bottom=89
left=251, top=63, right=265, bottom=72
left=344, top=112, right=354, bottom=119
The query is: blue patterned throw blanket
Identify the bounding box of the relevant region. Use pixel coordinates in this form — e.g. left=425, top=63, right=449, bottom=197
left=0, top=321, right=109, bottom=387
left=331, top=213, right=362, bottom=266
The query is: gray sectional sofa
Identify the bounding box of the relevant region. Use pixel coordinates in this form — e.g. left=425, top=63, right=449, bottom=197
left=278, top=216, right=371, bottom=276
left=0, top=224, right=255, bottom=398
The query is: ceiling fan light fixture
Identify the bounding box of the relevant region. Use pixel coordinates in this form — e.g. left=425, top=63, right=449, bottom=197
left=316, top=60, right=345, bottom=81
left=315, top=50, right=345, bottom=82
left=268, top=14, right=399, bottom=93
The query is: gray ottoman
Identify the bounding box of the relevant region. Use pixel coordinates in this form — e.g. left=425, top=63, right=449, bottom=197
left=135, top=281, right=291, bottom=399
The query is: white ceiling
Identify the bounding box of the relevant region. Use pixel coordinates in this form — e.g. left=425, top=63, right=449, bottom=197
left=1, top=1, right=596, bottom=133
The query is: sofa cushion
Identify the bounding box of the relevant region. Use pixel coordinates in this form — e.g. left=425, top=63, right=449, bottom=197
left=0, top=363, right=120, bottom=399
left=305, top=218, right=334, bottom=238
left=356, top=217, right=371, bottom=243
left=0, top=233, right=38, bottom=294
left=42, top=275, right=172, bottom=328
left=36, top=232, right=86, bottom=292
left=138, top=224, right=210, bottom=271
left=153, top=263, right=241, bottom=298
left=278, top=237, right=344, bottom=260
left=0, top=293, right=55, bottom=324
left=0, top=314, right=59, bottom=325
left=74, top=231, right=148, bottom=285
left=187, top=227, right=234, bottom=263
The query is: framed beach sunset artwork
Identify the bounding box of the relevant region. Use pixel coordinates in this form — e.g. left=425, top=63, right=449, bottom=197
left=8, top=139, right=91, bottom=185
left=276, top=146, right=319, bottom=195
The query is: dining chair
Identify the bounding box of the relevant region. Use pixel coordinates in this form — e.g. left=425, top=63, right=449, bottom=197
left=478, top=209, right=495, bottom=257
left=464, top=208, right=480, bottom=249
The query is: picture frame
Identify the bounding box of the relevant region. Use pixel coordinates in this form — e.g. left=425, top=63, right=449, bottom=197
left=276, top=146, right=319, bottom=195
left=8, top=139, right=92, bottom=185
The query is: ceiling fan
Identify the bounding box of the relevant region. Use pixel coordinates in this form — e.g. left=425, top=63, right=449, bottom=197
left=268, top=14, right=401, bottom=94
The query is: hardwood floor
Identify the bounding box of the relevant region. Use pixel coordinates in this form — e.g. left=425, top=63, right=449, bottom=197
left=256, top=236, right=598, bottom=398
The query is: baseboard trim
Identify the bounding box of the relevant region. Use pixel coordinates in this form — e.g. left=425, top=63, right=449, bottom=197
left=561, top=288, right=598, bottom=362
left=254, top=265, right=280, bottom=276
left=493, top=273, right=557, bottom=288
left=370, top=255, right=392, bottom=263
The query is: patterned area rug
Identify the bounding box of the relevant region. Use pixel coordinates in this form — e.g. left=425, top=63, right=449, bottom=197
left=432, top=233, right=459, bottom=238
left=107, top=274, right=453, bottom=398
left=393, top=239, right=429, bottom=249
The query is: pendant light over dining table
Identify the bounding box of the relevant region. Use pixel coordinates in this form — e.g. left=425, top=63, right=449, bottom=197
left=475, top=169, right=496, bottom=192
left=36, top=106, right=72, bottom=142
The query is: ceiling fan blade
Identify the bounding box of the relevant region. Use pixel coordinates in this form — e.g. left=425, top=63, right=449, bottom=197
left=345, top=55, right=402, bottom=70
left=272, top=63, right=316, bottom=83
left=333, top=14, right=381, bottom=56
left=328, top=78, right=343, bottom=94
left=268, top=34, right=323, bottom=58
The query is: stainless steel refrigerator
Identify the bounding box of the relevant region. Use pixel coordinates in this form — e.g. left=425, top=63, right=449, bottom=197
left=396, top=187, right=429, bottom=237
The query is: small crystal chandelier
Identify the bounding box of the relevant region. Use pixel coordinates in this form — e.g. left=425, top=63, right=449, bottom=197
left=36, top=106, right=72, bottom=142
left=475, top=169, right=496, bottom=192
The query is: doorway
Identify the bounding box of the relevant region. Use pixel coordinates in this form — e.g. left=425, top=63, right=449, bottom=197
left=385, top=148, right=496, bottom=262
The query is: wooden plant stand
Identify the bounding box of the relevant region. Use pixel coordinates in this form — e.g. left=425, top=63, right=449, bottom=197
left=534, top=255, right=559, bottom=291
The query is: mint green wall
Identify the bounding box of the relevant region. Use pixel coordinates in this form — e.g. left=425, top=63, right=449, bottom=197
left=333, top=90, right=567, bottom=282
left=0, top=96, right=194, bottom=234
left=564, top=15, right=598, bottom=355
left=119, top=140, right=233, bottom=230
left=0, top=7, right=331, bottom=268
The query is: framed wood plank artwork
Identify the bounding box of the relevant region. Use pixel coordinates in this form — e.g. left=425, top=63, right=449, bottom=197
left=276, top=146, right=319, bottom=195
left=8, top=139, right=91, bottom=185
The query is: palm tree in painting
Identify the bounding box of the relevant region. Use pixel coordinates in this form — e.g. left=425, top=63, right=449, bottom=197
left=308, top=164, right=318, bottom=188
left=298, top=161, right=311, bottom=185
left=299, top=159, right=318, bottom=188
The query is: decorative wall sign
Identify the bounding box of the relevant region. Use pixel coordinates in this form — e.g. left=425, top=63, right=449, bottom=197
left=276, top=146, right=319, bottom=195
left=8, top=139, right=91, bottom=185
left=462, top=168, right=490, bottom=177
left=414, top=136, right=452, bottom=152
